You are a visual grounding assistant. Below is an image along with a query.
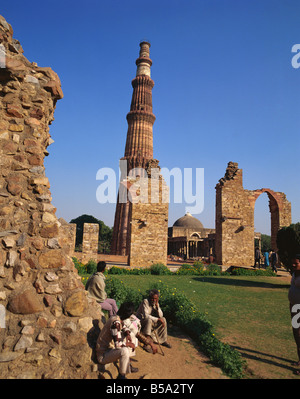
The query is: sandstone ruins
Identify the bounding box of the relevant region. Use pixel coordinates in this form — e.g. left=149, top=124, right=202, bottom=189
left=0, top=14, right=293, bottom=381
left=0, top=15, right=104, bottom=379
left=215, top=162, right=292, bottom=267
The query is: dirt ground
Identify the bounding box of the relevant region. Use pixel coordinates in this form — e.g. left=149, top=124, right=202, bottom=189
left=125, top=325, right=228, bottom=380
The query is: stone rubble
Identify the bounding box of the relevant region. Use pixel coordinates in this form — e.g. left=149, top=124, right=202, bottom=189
left=0, top=15, right=104, bottom=379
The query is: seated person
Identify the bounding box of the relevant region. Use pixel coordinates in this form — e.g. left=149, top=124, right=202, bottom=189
left=136, top=289, right=172, bottom=352
left=123, top=311, right=158, bottom=357
left=96, top=302, right=157, bottom=379
left=122, top=313, right=142, bottom=355
left=85, top=261, right=118, bottom=317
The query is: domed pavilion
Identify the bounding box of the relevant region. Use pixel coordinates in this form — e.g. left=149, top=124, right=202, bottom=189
left=168, top=212, right=215, bottom=260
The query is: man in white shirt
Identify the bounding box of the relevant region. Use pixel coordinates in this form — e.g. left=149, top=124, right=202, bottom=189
left=136, top=289, right=172, bottom=352
left=96, top=302, right=157, bottom=379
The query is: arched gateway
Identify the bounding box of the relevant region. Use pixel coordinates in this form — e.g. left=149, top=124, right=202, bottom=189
left=215, top=162, right=291, bottom=267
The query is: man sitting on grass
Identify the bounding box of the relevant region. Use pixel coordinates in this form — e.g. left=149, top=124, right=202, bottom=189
left=136, top=289, right=172, bottom=353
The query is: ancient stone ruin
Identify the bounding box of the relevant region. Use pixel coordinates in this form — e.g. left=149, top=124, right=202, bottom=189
left=0, top=14, right=293, bottom=380
left=81, top=223, right=99, bottom=264
left=0, top=16, right=104, bottom=379
left=215, top=162, right=292, bottom=267
left=111, top=41, right=169, bottom=267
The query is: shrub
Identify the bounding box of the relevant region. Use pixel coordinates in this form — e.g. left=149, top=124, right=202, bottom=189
left=180, top=263, right=193, bottom=269
left=130, top=268, right=151, bottom=275
left=193, top=261, right=205, bottom=272
left=199, top=330, right=245, bottom=379
left=72, top=257, right=86, bottom=275
left=230, top=267, right=276, bottom=276
left=176, top=263, right=229, bottom=276
left=206, top=263, right=222, bottom=275
left=150, top=263, right=172, bottom=275
left=86, top=259, right=97, bottom=274
left=105, top=276, right=129, bottom=305
left=107, top=266, right=151, bottom=275
left=124, top=286, right=144, bottom=306
left=108, top=266, right=130, bottom=275
left=176, top=263, right=198, bottom=275
left=105, top=276, right=143, bottom=308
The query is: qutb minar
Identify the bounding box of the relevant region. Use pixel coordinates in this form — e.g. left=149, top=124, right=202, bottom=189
left=111, top=41, right=169, bottom=267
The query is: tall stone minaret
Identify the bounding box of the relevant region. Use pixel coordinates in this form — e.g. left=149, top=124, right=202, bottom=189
left=111, top=42, right=168, bottom=266
left=123, top=41, right=156, bottom=173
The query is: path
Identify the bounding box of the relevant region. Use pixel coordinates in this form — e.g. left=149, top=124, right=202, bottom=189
left=126, top=326, right=228, bottom=380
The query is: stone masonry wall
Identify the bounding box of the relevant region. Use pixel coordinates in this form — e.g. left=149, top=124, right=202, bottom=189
left=246, top=188, right=292, bottom=253
left=215, top=162, right=254, bottom=266
left=215, top=162, right=292, bottom=267
left=128, top=174, right=169, bottom=267
left=81, top=223, right=99, bottom=264
left=58, top=219, right=77, bottom=255
left=0, top=16, right=103, bottom=379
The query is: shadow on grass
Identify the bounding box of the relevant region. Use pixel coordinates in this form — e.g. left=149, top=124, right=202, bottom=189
left=231, top=345, right=297, bottom=376
left=192, top=276, right=290, bottom=290
left=167, top=325, right=297, bottom=377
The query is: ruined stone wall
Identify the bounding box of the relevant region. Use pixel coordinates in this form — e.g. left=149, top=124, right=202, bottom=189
left=128, top=174, right=169, bottom=267
left=81, top=223, right=99, bottom=263
left=215, top=163, right=254, bottom=266
left=58, top=219, right=77, bottom=254
left=0, top=16, right=103, bottom=379
left=215, top=162, right=292, bottom=267
left=246, top=188, right=292, bottom=252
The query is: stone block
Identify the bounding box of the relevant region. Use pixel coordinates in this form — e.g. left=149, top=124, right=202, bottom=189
left=8, top=288, right=44, bottom=314
left=39, top=249, right=65, bottom=269
left=64, top=291, right=87, bottom=317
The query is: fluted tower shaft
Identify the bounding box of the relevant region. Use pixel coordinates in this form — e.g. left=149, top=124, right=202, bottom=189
left=111, top=41, right=157, bottom=256
left=122, top=41, right=156, bottom=173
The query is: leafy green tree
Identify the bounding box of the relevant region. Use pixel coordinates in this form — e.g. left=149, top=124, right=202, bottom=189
left=70, top=214, right=113, bottom=253
left=261, top=234, right=271, bottom=253
left=255, top=234, right=271, bottom=253
left=277, top=223, right=300, bottom=271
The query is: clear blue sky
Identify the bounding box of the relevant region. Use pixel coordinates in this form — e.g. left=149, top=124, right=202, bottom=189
left=2, top=0, right=300, bottom=235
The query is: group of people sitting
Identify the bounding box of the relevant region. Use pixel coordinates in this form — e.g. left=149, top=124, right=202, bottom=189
left=85, top=261, right=172, bottom=379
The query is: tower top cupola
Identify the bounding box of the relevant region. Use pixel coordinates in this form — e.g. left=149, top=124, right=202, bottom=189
left=136, top=41, right=152, bottom=77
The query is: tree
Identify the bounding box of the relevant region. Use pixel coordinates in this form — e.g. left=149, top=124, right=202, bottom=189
left=261, top=234, right=271, bottom=253
left=254, top=234, right=271, bottom=252
left=70, top=214, right=113, bottom=253
left=277, top=223, right=300, bottom=271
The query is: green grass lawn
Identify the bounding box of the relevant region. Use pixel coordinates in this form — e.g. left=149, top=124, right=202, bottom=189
left=104, top=274, right=298, bottom=379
